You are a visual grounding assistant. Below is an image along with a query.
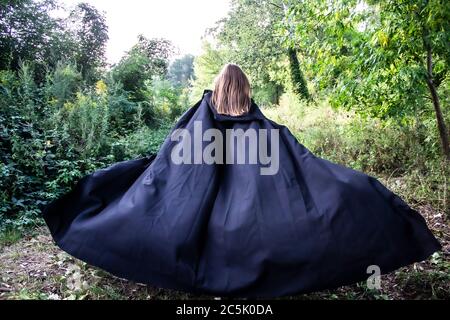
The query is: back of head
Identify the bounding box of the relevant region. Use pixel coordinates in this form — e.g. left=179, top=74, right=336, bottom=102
left=211, top=64, right=251, bottom=116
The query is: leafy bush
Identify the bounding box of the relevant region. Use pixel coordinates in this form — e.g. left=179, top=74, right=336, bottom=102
left=104, top=78, right=139, bottom=134
left=47, top=62, right=82, bottom=109
left=1, top=63, right=54, bottom=230
left=111, top=124, right=172, bottom=161
left=141, top=77, right=189, bottom=123
left=0, top=60, right=185, bottom=232
left=53, top=91, right=109, bottom=158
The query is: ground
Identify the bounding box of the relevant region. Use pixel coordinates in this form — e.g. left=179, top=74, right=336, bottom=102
left=1, top=203, right=449, bottom=300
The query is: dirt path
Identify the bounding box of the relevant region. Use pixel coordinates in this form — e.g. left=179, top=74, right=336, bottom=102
left=1, top=205, right=449, bottom=300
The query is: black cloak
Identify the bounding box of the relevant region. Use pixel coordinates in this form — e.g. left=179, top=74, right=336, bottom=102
left=42, top=90, right=441, bottom=297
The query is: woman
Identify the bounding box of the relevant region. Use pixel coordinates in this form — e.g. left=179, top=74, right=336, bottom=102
left=43, top=64, right=441, bottom=298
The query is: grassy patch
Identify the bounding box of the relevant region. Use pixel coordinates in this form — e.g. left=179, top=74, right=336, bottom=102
left=0, top=228, right=24, bottom=248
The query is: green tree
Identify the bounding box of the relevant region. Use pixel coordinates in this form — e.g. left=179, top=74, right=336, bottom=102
left=46, top=62, right=82, bottom=108
left=287, top=47, right=310, bottom=100
left=168, top=54, right=195, bottom=88
left=213, top=0, right=309, bottom=102
left=0, top=0, right=71, bottom=79
left=368, top=0, right=449, bottom=159
left=284, top=0, right=449, bottom=159
left=190, top=42, right=228, bottom=102
left=68, top=2, right=108, bottom=84
left=111, top=35, right=174, bottom=101
left=212, top=0, right=289, bottom=103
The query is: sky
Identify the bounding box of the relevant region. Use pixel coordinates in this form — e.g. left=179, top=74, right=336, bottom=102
left=60, top=0, right=231, bottom=64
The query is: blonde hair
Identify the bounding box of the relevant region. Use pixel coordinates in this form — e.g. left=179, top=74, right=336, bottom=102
left=211, top=64, right=251, bottom=116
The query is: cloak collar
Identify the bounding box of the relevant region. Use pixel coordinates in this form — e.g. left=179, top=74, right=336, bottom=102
left=202, top=89, right=265, bottom=122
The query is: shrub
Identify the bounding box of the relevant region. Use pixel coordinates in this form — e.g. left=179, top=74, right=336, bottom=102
left=53, top=91, right=109, bottom=158
left=46, top=62, right=82, bottom=109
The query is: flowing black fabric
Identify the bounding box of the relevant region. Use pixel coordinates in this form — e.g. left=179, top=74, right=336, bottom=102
left=42, top=90, right=441, bottom=297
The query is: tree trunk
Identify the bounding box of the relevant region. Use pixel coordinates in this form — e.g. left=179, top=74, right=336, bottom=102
left=287, top=48, right=310, bottom=100
left=275, top=84, right=282, bottom=105
left=424, top=45, right=450, bottom=160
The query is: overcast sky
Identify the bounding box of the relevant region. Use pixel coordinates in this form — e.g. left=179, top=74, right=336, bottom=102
left=60, top=0, right=231, bottom=64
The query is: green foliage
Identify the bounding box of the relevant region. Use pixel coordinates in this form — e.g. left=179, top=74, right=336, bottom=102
left=211, top=0, right=286, bottom=102
left=190, top=42, right=227, bottom=103
left=213, top=0, right=283, bottom=82
left=168, top=54, right=195, bottom=88
left=111, top=35, right=174, bottom=101
left=0, top=52, right=183, bottom=232
left=0, top=66, right=182, bottom=233
left=142, top=77, right=189, bottom=123
left=1, top=63, right=54, bottom=230
left=53, top=91, right=109, bottom=158
left=0, top=0, right=60, bottom=75
left=47, top=62, right=82, bottom=108
left=111, top=125, right=172, bottom=162
left=68, top=3, right=109, bottom=84
left=0, top=0, right=108, bottom=83
left=252, top=82, right=283, bottom=107
left=0, top=227, right=23, bottom=248
left=284, top=0, right=449, bottom=118
left=103, top=78, right=139, bottom=133
left=288, top=48, right=310, bottom=100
